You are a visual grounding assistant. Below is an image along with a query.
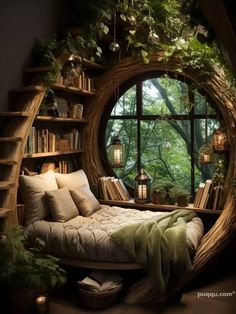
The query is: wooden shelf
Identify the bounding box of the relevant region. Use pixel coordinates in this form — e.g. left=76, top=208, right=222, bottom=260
left=51, top=84, right=94, bottom=96
left=0, top=111, right=30, bottom=117
left=35, top=116, right=88, bottom=123
left=25, top=57, right=105, bottom=73
left=11, top=85, right=45, bottom=93
left=0, top=181, right=15, bottom=190
left=0, top=159, right=17, bottom=166
left=23, top=148, right=83, bottom=159
left=0, top=137, right=23, bottom=143
left=99, top=199, right=222, bottom=215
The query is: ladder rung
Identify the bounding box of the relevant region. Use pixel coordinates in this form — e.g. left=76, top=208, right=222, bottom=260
left=0, top=208, right=12, bottom=218
left=11, top=85, right=45, bottom=93
left=0, top=181, right=15, bottom=190
left=0, top=159, right=17, bottom=165
left=0, top=111, right=30, bottom=117
left=0, top=137, right=23, bottom=143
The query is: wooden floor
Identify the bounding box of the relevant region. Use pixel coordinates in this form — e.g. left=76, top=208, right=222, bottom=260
left=49, top=241, right=236, bottom=314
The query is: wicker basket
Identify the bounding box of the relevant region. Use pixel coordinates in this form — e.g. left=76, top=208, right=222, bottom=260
left=79, top=285, right=123, bottom=309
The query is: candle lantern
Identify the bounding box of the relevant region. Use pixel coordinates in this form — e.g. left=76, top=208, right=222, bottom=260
left=35, top=295, right=48, bottom=313
left=212, top=127, right=229, bottom=153
left=109, top=135, right=124, bottom=168
left=134, top=168, right=151, bottom=203
left=199, top=144, right=214, bottom=164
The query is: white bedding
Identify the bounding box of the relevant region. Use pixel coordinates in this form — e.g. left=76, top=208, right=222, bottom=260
left=27, top=205, right=204, bottom=262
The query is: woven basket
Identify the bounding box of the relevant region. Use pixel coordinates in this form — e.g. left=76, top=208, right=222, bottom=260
left=79, top=285, right=123, bottom=309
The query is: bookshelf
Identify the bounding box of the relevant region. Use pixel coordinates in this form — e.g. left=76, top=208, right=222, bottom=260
left=20, top=54, right=103, bottom=175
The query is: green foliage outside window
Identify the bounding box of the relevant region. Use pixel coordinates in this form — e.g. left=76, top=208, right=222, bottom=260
left=106, top=75, right=220, bottom=195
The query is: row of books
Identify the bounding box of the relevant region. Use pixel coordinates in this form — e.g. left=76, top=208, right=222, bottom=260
left=98, top=176, right=130, bottom=201
left=69, top=103, right=83, bottom=119
left=61, top=70, right=93, bottom=92
left=40, top=160, right=75, bottom=174
left=193, top=179, right=223, bottom=210
left=25, top=127, right=80, bottom=154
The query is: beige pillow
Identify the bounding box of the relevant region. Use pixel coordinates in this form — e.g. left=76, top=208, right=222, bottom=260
left=45, top=187, right=79, bottom=222
left=19, top=170, right=58, bottom=225
left=55, top=169, right=89, bottom=189
left=70, top=184, right=101, bottom=217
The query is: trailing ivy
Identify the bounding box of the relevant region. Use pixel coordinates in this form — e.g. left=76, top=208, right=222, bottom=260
left=32, top=0, right=236, bottom=91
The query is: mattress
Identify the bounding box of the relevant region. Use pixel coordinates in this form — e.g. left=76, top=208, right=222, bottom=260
left=27, top=205, right=204, bottom=262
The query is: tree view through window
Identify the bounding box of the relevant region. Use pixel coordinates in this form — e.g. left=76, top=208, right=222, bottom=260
left=105, top=75, right=220, bottom=196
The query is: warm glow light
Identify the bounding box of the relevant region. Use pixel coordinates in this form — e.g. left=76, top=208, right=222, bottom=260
left=36, top=296, right=47, bottom=313
left=113, top=147, right=122, bottom=165
left=138, top=184, right=147, bottom=199
left=203, top=154, right=210, bottom=162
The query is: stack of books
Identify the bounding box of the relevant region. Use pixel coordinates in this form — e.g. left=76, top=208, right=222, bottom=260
left=194, top=179, right=223, bottom=210
left=98, top=176, right=130, bottom=201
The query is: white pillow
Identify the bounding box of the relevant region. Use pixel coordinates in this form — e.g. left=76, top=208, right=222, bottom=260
left=55, top=169, right=89, bottom=189
left=45, top=187, right=79, bottom=222
left=70, top=184, right=101, bottom=217
left=19, top=170, right=58, bottom=225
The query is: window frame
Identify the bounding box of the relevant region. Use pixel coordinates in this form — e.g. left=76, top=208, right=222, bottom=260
left=99, top=71, right=221, bottom=196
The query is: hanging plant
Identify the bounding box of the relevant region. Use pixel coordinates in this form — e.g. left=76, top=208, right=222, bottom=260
left=32, top=0, right=236, bottom=88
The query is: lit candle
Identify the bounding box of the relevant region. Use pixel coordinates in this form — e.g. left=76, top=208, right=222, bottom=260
left=113, top=147, right=122, bottom=165
left=203, top=154, right=210, bottom=162
left=138, top=184, right=147, bottom=199
left=36, top=295, right=47, bottom=313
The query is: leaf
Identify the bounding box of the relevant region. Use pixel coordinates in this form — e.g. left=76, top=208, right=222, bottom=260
left=120, top=13, right=127, bottom=22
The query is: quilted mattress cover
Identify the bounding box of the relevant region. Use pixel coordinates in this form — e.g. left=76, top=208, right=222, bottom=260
left=27, top=205, right=204, bottom=262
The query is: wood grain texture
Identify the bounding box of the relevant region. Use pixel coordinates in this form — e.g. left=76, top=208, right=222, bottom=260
left=81, top=54, right=236, bottom=282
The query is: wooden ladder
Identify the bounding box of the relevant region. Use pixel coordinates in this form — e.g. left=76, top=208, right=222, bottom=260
left=0, top=85, right=46, bottom=228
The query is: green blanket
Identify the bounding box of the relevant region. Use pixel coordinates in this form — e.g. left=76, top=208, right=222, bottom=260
left=110, top=209, right=197, bottom=299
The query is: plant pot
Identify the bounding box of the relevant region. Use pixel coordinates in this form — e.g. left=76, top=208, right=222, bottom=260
left=152, top=192, right=165, bottom=205
left=176, top=195, right=188, bottom=207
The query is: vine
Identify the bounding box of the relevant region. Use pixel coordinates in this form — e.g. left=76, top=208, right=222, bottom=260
left=32, top=0, right=236, bottom=91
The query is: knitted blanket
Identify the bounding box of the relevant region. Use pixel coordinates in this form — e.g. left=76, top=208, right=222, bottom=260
left=110, top=209, right=197, bottom=299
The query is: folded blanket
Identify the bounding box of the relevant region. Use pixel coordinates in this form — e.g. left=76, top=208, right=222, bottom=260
left=110, top=209, right=197, bottom=299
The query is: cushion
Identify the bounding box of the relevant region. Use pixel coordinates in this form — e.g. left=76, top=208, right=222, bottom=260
left=45, top=187, right=79, bottom=222
left=19, top=170, right=58, bottom=226
left=55, top=169, right=89, bottom=189
left=70, top=184, right=101, bottom=217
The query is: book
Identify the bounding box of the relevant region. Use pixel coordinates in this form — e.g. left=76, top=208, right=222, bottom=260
left=193, top=182, right=205, bottom=208
left=78, top=270, right=122, bottom=293
left=98, top=176, right=130, bottom=201
left=199, top=179, right=212, bottom=209
left=114, top=179, right=130, bottom=201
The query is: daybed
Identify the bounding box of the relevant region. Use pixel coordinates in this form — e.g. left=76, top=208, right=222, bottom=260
left=19, top=169, right=204, bottom=302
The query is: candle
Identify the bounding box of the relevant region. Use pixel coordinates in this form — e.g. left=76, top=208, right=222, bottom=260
left=203, top=154, right=210, bottom=162
left=138, top=184, right=147, bottom=199
left=113, top=147, right=122, bottom=165
left=36, top=296, right=47, bottom=313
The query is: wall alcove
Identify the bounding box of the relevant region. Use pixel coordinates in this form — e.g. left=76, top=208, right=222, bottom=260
left=82, top=53, right=236, bottom=279
left=0, top=50, right=235, bottom=299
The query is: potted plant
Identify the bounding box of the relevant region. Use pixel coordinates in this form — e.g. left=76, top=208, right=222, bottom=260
left=152, top=186, right=167, bottom=205
left=169, top=186, right=190, bottom=207
left=0, top=226, right=66, bottom=313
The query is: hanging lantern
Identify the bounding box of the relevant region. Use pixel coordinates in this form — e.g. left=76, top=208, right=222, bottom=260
left=109, top=9, right=120, bottom=52
left=134, top=169, right=152, bottom=204
left=199, top=144, right=214, bottom=164
left=148, top=29, right=160, bottom=45
left=212, top=127, right=229, bottom=153
left=109, top=135, right=124, bottom=168
left=198, top=101, right=214, bottom=164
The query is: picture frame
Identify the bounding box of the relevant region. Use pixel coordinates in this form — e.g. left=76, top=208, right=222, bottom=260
left=56, top=98, right=70, bottom=118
